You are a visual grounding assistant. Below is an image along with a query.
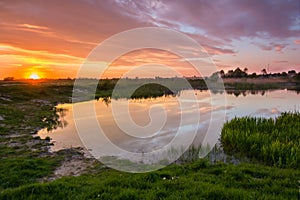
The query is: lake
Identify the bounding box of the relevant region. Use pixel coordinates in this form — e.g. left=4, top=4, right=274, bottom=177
left=38, top=89, right=299, bottom=168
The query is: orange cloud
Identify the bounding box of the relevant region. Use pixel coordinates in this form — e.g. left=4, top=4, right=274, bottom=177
left=102, top=49, right=201, bottom=78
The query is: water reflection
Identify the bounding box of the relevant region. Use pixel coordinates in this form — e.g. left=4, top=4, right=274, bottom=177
left=226, top=90, right=266, bottom=97
left=98, top=89, right=299, bottom=105
left=44, top=107, right=68, bottom=131
left=38, top=89, right=300, bottom=157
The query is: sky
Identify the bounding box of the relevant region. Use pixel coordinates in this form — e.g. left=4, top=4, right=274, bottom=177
left=0, top=0, right=300, bottom=79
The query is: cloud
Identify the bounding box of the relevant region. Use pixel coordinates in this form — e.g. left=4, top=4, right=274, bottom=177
left=1, top=0, right=298, bottom=56
left=104, top=49, right=203, bottom=78
left=112, top=0, right=300, bottom=58
left=274, top=60, right=288, bottom=63
left=255, top=42, right=288, bottom=52
left=295, top=39, right=300, bottom=45
left=115, top=0, right=300, bottom=40
left=202, top=45, right=236, bottom=55
left=274, top=44, right=286, bottom=52
left=0, top=0, right=146, bottom=58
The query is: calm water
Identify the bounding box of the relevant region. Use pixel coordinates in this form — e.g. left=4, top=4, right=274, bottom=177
left=38, top=89, right=300, bottom=160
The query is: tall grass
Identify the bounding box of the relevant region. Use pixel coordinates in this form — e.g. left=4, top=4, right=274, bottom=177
left=221, top=112, right=300, bottom=168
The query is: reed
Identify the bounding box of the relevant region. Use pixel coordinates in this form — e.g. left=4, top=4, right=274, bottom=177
left=221, top=112, right=300, bottom=168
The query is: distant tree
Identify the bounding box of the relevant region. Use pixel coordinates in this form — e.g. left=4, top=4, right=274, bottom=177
left=261, top=68, right=267, bottom=76
left=227, top=70, right=234, bottom=78
left=232, top=67, right=247, bottom=78
left=281, top=72, right=288, bottom=77
left=219, top=70, right=225, bottom=78
left=295, top=72, right=300, bottom=80
left=3, top=77, right=14, bottom=81
left=288, top=70, right=296, bottom=75
left=243, top=67, right=248, bottom=74
left=250, top=72, right=257, bottom=78
left=288, top=70, right=296, bottom=74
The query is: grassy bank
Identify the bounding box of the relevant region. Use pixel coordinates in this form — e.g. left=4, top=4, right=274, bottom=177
left=221, top=112, right=300, bottom=168
left=0, top=80, right=74, bottom=191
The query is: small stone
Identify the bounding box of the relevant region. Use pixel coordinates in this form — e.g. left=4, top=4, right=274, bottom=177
left=0, top=116, right=4, bottom=121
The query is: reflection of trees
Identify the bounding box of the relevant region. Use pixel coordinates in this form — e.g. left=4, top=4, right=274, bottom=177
left=225, top=90, right=266, bottom=97
left=44, top=107, right=68, bottom=131
left=102, top=97, right=111, bottom=106
left=97, top=89, right=275, bottom=103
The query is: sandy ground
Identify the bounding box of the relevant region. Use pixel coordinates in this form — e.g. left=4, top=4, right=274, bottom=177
left=41, top=148, right=98, bottom=182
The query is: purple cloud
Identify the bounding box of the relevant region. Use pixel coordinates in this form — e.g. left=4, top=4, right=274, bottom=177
left=254, top=42, right=288, bottom=52
left=115, top=0, right=300, bottom=40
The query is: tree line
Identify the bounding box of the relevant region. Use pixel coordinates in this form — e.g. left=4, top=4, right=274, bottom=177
left=216, top=67, right=299, bottom=79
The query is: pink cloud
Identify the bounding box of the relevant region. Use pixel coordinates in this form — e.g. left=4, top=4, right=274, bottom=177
left=274, top=60, right=288, bottom=63
left=202, top=45, right=236, bottom=55
left=255, top=43, right=287, bottom=52
left=295, top=39, right=300, bottom=45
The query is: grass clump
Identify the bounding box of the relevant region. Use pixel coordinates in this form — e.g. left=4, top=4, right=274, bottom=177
left=221, top=112, right=300, bottom=168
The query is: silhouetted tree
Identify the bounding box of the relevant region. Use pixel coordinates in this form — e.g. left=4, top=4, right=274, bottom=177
left=288, top=70, right=296, bottom=74
left=232, top=67, right=247, bottom=78
left=219, top=70, right=225, bottom=78
left=227, top=70, right=234, bottom=78
left=295, top=72, right=300, bottom=80
left=288, top=70, right=296, bottom=77
left=251, top=72, right=257, bottom=77
left=3, top=77, right=14, bottom=81
left=261, top=68, right=267, bottom=76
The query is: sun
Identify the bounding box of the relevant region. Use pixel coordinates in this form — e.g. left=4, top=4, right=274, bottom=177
left=29, top=73, right=40, bottom=80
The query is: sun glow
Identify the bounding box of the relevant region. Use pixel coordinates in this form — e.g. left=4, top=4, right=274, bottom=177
left=29, top=73, right=40, bottom=80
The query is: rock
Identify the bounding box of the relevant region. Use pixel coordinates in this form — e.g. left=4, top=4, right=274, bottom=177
left=0, top=116, right=4, bottom=121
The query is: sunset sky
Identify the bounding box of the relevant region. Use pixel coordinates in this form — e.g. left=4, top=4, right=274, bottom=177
left=0, top=0, right=300, bottom=79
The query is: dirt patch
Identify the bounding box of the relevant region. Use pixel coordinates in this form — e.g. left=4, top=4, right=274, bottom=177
left=43, top=148, right=97, bottom=181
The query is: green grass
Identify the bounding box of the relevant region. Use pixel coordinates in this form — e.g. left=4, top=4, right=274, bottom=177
left=0, top=80, right=69, bottom=192
left=0, top=160, right=299, bottom=200
left=221, top=112, right=300, bottom=168
left=0, top=157, right=60, bottom=190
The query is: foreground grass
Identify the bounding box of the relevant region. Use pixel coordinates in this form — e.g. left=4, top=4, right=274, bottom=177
left=221, top=112, right=300, bottom=168
left=1, top=160, right=299, bottom=200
